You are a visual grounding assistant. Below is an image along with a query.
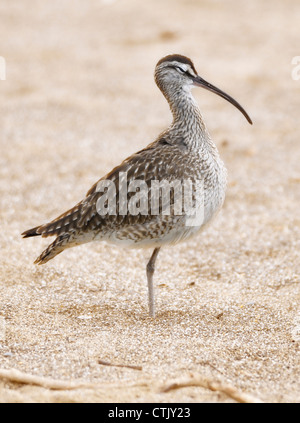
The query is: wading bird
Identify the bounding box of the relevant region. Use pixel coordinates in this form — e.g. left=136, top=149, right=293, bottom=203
left=22, top=54, right=252, bottom=317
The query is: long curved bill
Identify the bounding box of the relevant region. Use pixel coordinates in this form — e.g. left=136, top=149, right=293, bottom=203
left=193, top=76, right=252, bottom=124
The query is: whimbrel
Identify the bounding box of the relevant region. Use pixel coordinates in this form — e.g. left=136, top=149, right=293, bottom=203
left=22, top=54, right=252, bottom=317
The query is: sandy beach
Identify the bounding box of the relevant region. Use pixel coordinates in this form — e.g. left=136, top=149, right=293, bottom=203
left=0, top=0, right=299, bottom=402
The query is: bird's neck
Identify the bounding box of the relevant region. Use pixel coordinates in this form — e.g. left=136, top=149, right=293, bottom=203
left=165, top=88, right=211, bottom=148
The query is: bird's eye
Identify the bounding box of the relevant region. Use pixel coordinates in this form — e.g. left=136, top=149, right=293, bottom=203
left=175, top=66, right=186, bottom=74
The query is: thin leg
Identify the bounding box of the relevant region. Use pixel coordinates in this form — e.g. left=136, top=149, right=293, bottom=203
left=146, top=247, right=161, bottom=318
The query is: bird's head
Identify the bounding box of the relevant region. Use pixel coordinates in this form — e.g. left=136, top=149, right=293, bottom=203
left=155, top=54, right=252, bottom=124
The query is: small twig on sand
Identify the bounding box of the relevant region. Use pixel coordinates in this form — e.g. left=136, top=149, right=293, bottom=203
left=0, top=368, right=95, bottom=391
left=98, top=359, right=142, bottom=371
left=161, top=374, right=263, bottom=403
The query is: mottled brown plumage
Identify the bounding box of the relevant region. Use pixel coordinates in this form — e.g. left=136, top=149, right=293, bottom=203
left=22, top=54, right=252, bottom=317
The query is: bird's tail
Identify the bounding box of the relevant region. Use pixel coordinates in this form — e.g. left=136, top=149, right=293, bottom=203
left=22, top=226, right=43, bottom=238
left=22, top=201, right=83, bottom=240
left=34, top=234, right=71, bottom=265
left=21, top=201, right=84, bottom=264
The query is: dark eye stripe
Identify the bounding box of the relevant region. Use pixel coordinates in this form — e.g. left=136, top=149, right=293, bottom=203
left=175, top=66, right=185, bottom=73
left=164, top=64, right=194, bottom=78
